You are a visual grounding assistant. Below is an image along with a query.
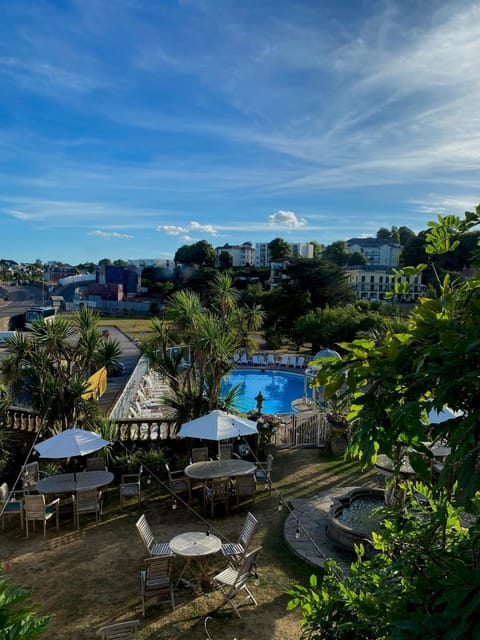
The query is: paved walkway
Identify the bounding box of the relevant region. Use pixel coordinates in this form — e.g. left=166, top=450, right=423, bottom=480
left=284, top=486, right=361, bottom=572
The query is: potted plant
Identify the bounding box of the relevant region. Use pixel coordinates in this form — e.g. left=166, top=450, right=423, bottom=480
left=326, top=411, right=349, bottom=455
left=256, top=413, right=283, bottom=457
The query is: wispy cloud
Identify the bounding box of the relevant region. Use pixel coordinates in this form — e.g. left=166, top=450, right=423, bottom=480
left=88, top=230, right=134, bottom=239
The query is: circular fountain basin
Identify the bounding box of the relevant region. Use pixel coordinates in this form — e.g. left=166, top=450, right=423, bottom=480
left=326, top=487, right=386, bottom=552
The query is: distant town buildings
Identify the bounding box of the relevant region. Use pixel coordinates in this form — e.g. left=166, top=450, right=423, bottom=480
left=254, top=242, right=315, bottom=267
left=97, top=264, right=140, bottom=298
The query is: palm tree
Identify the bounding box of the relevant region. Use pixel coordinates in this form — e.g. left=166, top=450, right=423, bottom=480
left=0, top=309, right=121, bottom=433
left=141, top=284, right=265, bottom=427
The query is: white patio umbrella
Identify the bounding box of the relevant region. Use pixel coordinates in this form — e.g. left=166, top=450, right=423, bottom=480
left=35, top=428, right=111, bottom=459
left=177, top=410, right=258, bottom=455
left=427, top=406, right=464, bottom=424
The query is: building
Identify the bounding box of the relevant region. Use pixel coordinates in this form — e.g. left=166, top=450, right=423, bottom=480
left=128, top=258, right=174, bottom=272
left=97, top=265, right=140, bottom=297
left=87, top=283, right=124, bottom=301
left=215, top=243, right=255, bottom=267
left=255, top=242, right=315, bottom=267
left=347, top=238, right=401, bottom=268
left=345, top=265, right=426, bottom=302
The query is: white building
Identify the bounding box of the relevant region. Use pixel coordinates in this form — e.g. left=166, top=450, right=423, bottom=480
left=347, top=238, right=401, bottom=267
left=345, top=266, right=426, bottom=302
left=215, top=243, right=255, bottom=267
left=255, top=242, right=315, bottom=266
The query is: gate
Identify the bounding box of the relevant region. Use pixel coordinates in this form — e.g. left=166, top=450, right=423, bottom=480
left=276, top=411, right=330, bottom=448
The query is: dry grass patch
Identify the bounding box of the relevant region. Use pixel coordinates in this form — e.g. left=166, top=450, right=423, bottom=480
left=2, top=449, right=374, bottom=639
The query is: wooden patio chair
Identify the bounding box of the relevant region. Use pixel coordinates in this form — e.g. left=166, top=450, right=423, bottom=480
left=120, top=474, right=141, bottom=511
left=72, top=488, right=103, bottom=529
left=203, top=477, right=231, bottom=517
left=191, top=447, right=210, bottom=463
left=21, top=461, right=47, bottom=493
left=165, top=463, right=191, bottom=507
left=99, top=619, right=139, bottom=639
left=86, top=456, right=107, bottom=471
left=0, top=482, right=24, bottom=530
left=213, top=546, right=262, bottom=618
left=135, top=514, right=172, bottom=556
left=255, top=454, right=274, bottom=492
left=140, top=555, right=175, bottom=616
left=23, top=494, right=60, bottom=539
left=218, top=443, right=234, bottom=460
left=232, top=474, right=256, bottom=511
left=221, top=512, right=258, bottom=563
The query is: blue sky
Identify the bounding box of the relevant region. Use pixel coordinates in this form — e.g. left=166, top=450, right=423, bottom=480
left=1, top=0, right=479, bottom=264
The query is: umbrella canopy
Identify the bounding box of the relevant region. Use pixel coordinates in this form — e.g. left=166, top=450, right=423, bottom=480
left=177, top=410, right=258, bottom=442
left=427, top=406, right=463, bottom=424
left=306, top=349, right=341, bottom=375
left=35, top=428, right=110, bottom=459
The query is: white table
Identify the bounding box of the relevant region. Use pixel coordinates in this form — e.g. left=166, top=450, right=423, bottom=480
left=36, top=471, right=114, bottom=494
left=169, top=531, right=221, bottom=591
left=374, top=454, right=415, bottom=476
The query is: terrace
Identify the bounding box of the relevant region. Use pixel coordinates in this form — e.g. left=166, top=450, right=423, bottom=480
left=1, top=448, right=376, bottom=640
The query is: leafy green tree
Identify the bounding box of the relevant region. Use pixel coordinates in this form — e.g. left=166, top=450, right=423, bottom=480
left=218, top=250, right=233, bottom=270
left=0, top=567, right=50, bottom=638
left=174, top=241, right=215, bottom=266
left=377, top=225, right=400, bottom=242
left=322, top=241, right=349, bottom=266
left=289, top=207, right=480, bottom=638
left=268, top=237, right=291, bottom=260
left=398, top=225, right=416, bottom=246
left=348, top=251, right=367, bottom=266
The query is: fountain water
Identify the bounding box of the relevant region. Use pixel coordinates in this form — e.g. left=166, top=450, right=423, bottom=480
left=326, top=487, right=386, bottom=553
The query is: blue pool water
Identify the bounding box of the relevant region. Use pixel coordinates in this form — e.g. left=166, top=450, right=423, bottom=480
left=221, top=368, right=308, bottom=414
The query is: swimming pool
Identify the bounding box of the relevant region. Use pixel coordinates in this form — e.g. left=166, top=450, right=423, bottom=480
left=221, top=368, right=310, bottom=414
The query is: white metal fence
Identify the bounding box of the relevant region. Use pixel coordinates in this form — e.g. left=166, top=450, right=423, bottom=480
left=275, top=411, right=331, bottom=447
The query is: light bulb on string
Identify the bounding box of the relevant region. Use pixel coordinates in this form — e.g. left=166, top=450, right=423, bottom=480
left=254, top=570, right=260, bottom=586
left=206, top=524, right=210, bottom=537
left=295, top=520, right=300, bottom=540
left=172, top=498, right=177, bottom=510
left=278, top=497, right=283, bottom=511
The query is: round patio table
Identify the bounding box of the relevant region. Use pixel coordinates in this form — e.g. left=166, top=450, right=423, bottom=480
left=185, top=459, right=256, bottom=481
left=170, top=531, right=222, bottom=591
left=36, top=470, right=114, bottom=494
left=374, top=454, right=415, bottom=476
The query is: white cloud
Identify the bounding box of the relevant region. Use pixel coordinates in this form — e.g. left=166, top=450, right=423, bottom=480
left=156, top=221, right=219, bottom=236
left=88, top=230, right=134, bottom=239
left=267, top=210, right=307, bottom=228
left=180, top=235, right=193, bottom=242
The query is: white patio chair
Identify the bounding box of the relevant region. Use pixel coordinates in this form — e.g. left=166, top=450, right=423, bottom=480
left=279, top=355, right=289, bottom=367
left=257, top=354, right=266, bottom=366
left=240, top=354, right=250, bottom=365
left=213, top=546, right=262, bottom=618
left=289, top=355, right=297, bottom=367
left=136, top=514, right=172, bottom=556
left=252, top=355, right=260, bottom=366
left=296, top=356, right=305, bottom=368
left=266, top=353, right=275, bottom=366
left=221, top=512, right=258, bottom=562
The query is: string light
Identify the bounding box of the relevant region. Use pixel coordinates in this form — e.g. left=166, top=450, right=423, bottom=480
left=295, top=520, right=301, bottom=539
left=206, top=524, right=210, bottom=537
left=254, top=570, right=260, bottom=586
left=278, top=497, right=283, bottom=511
left=172, top=498, right=177, bottom=510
